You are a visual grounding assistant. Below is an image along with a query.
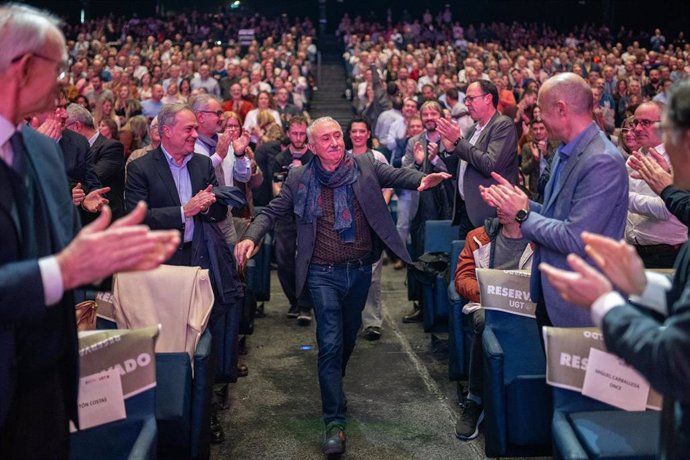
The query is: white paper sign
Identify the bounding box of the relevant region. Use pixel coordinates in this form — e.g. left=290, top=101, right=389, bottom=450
left=72, top=369, right=126, bottom=431
left=582, top=348, right=650, bottom=411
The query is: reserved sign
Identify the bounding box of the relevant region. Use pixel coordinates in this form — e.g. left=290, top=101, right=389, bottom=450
left=544, top=327, right=661, bottom=410
left=70, top=369, right=126, bottom=432
left=78, top=326, right=159, bottom=399
left=476, top=269, right=536, bottom=318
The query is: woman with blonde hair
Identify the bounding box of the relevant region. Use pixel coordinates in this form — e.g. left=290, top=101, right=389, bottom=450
left=617, top=116, right=639, bottom=158
left=119, top=115, right=149, bottom=159
left=94, top=96, right=120, bottom=129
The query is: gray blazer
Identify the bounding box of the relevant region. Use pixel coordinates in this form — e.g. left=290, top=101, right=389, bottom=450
left=450, top=111, right=519, bottom=227
left=244, top=153, right=425, bottom=296
left=522, top=123, right=628, bottom=326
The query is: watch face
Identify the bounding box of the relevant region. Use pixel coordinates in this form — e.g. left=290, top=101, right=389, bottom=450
left=516, top=209, right=529, bottom=222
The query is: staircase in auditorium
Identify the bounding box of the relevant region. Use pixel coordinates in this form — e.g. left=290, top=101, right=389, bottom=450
left=309, top=34, right=353, bottom=127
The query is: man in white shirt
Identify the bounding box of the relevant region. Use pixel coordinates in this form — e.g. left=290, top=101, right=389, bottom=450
left=190, top=94, right=251, bottom=244
left=626, top=102, right=687, bottom=268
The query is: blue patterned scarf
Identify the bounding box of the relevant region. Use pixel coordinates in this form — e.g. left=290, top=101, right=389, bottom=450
left=294, top=152, right=359, bottom=242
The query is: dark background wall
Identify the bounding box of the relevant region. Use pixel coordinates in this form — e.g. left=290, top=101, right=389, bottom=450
left=25, top=0, right=690, bottom=37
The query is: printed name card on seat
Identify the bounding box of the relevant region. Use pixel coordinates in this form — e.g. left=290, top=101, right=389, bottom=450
left=70, top=326, right=160, bottom=460
left=544, top=327, right=661, bottom=460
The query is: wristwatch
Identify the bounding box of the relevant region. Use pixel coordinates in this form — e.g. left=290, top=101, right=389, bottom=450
left=515, top=208, right=530, bottom=224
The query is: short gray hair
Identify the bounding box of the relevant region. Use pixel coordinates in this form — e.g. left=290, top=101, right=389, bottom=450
left=189, top=93, right=221, bottom=114
left=307, top=116, right=341, bottom=143
left=0, top=3, right=63, bottom=72
left=65, top=103, right=94, bottom=129
left=158, top=103, right=192, bottom=137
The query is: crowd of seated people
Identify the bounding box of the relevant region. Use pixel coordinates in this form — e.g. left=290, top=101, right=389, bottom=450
left=19, top=3, right=690, bottom=456
left=338, top=8, right=690, bottom=450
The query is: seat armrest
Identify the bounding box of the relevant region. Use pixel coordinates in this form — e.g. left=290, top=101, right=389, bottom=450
left=552, top=410, right=589, bottom=460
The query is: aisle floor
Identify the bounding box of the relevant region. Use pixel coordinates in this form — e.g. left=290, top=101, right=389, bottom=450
left=211, top=262, right=548, bottom=459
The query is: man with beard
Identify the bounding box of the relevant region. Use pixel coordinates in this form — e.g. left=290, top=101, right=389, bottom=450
left=402, top=101, right=458, bottom=322
left=437, top=79, right=519, bottom=239
left=271, top=116, right=314, bottom=324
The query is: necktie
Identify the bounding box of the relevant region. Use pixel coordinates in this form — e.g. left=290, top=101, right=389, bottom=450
left=9, top=131, right=25, bottom=175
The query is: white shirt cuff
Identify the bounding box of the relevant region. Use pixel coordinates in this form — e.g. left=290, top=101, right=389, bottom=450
left=39, top=256, right=64, bottom=306
left=591, top=291, right=625, bottom=327
left=180, top=206, right=186, bottom=223
left=628, top=271, right=672, bottom=317
left=210, top=153, right=222, bottom=168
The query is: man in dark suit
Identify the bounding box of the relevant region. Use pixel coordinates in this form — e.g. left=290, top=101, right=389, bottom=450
left=436, top=79, right=519, bottom=239
left=125, top=102, right=232, bottom=443
left=0, top=5, right=179, bottom=457
left=234, top=117, right=450, bottom=456
left=65, top=104, right=126, bottom=220
left=539, top=79, right=690, bottom=460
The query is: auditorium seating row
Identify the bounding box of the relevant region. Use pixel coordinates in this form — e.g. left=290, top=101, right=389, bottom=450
left=420, top=219, right=661, bottom=459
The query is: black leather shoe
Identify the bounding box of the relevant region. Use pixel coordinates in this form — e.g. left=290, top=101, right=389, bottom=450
left=363, top=326, right=382, bottom=341
left=237, top=363, right=249, bottom=377
left=210, top=413, right=225, bottom=444
left=322, top=425, right=346, bottom=455
left=402, top=306, right=423, bottom=323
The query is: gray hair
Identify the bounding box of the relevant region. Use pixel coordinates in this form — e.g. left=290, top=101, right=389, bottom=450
left=66, top=103, right=94, bottom=129
left=189, top=93, right=221, bottom=114
left=307, top=116, right=341, bottom=143
left=158, top=103, right=192, bottom=137
left=0, top=3, right=63, bottom=72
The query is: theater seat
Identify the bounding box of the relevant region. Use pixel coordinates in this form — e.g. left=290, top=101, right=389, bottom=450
left=421, top=220, right=459, bottom=332
left=71, top=390, right=158, bottom=460
left=482, top=309, right=552, bottom=457
left=155, top=330, right=214, bottom=460
left=447, top=239, right=468, bottom=380
left=552, top=388, right=660, bottom=460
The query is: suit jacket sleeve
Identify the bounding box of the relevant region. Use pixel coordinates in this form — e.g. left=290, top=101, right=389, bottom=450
left=243, top=171, right=296, bottom=243
left=125, top=158, right=186, bottom=231
left=661, top=185, right=690, bottom=226
left=372, top=155, right=425, bottom=189
left=0, top=261, right=46, bottom=324
left=453, top=116, right=518, bottom=178
left=522, top=153, right=627, bottom=255
left=602, top=302, right=690, bottom=402
left=199, top=156, right=227, bottom=223
left=95, top=141, right=125, bottom=188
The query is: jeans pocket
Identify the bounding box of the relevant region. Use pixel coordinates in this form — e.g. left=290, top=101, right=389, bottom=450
left=309, top=264, right=334, bottom=274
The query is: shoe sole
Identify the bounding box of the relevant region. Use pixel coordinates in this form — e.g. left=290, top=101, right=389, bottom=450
left=322, top=443, right=345, bottom=456
left=297, top=317, right=311, bottom=326
left=455, top=411, right=484, bottom=441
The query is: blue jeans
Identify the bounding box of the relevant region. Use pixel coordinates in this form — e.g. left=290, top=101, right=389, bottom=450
left=307, top=262, right=373, bottom=427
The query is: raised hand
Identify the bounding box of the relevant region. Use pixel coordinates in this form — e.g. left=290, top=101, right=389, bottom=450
left=581, top=231, right=647, bottom=296
left=183, top=185, right=216, bottom=218
left=539, top=253, right=613, bottom=308
left=81, top=186, right=111, bottom=213
left=436, top=117, right=461, bottom=151
left=418, top=172, right=452, bottom=191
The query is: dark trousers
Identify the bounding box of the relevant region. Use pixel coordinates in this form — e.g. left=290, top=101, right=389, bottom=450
left=275, top=219, right=312, bottom=311
left=453, top=199, right=475, bottom=241
left=0, top=368, right=69, bottom=459
left=535, top=290, right=553, bottom=352
left=468, top=308, right=485, bottom=399
left=307, top=262, right=372, bottom=427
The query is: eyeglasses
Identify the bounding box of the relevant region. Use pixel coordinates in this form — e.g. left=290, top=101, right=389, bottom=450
left=631, top=118, right=660, bottom=128
left=464, top=93, right=488, bottom=104
left=200, top=110, right=224, bottom=117
left=11, top=51, right=69, bottom=81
